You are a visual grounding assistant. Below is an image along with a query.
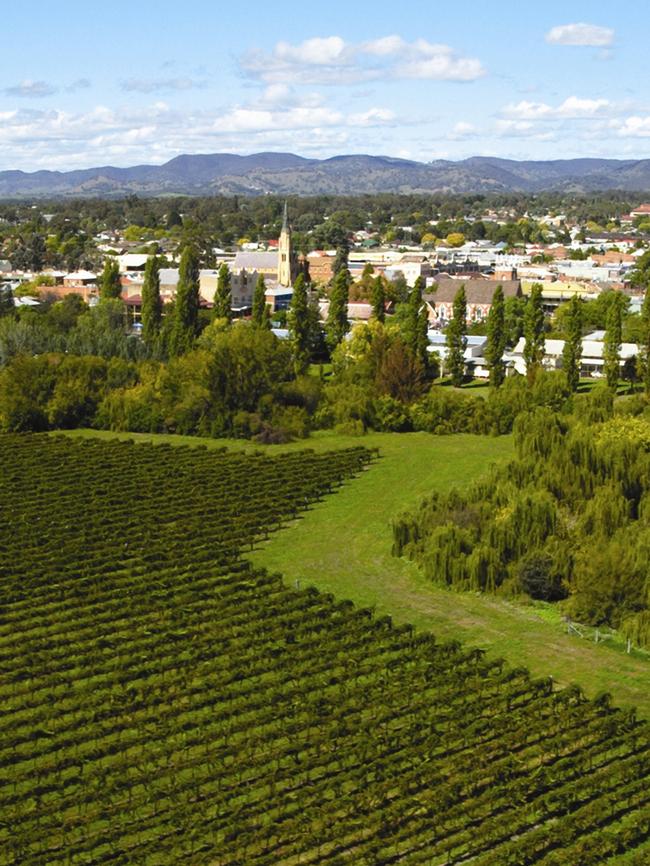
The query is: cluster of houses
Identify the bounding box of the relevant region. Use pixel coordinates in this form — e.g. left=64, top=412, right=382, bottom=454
left=2, top=203, right=648, bottom=380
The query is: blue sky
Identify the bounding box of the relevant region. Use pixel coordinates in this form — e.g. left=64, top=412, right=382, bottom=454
left=1, top=0, right=649, bottom=170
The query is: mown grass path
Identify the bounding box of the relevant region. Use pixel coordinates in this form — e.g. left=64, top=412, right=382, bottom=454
left=65, top=428, right=650, bottom=715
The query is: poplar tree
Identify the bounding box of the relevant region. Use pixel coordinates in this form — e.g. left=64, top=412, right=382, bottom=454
left=251, top=274, right=267, bottom=327
left=100, top=258, right=122, bottom=300
left=523, top=283, right=545, bottom=383
left=403, top=277, right=429, bottom=367
left=604, top=293, right=623, bottom=390
left=332, top=242, right=349, bottom=280
left=326, top=268, right=350, bottom=351
left=141, top=255, right=162, bottom=347
left=213, top=263, right=232, bottom=321
left=287, top=273, right=310, bottom=371
left=445, top=285, right=467, bottom=387
left=562, top=294, right=583, bottom=392
left=168, top=246, right=200, bottom=357
left=640, top=285, right=650, bottom=395
left=370, top=276, right=385, bottom=322
left=485, top=284, right=506, bottom=387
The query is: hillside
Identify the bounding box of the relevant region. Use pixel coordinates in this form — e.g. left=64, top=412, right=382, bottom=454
left=4, top=151, right=650, bottom=197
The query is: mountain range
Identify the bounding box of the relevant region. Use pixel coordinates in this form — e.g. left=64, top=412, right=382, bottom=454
left=3, top=153, right=650, bottom=198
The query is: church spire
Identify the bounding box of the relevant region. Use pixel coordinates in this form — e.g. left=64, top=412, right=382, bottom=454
left=278, top=201, right=293, bottom=287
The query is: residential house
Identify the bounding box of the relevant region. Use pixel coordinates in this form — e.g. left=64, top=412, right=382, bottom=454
left=424, top=278, right=522, bottom=327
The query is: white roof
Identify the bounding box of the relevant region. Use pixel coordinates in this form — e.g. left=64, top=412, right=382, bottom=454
left=65, top=270, right=97, bottom=281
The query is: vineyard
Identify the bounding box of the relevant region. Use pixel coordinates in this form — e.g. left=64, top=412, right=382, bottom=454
left=1, top=433, right=649, bottom=865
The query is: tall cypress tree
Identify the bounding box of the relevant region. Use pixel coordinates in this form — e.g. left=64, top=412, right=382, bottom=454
left=523, top=283, right=545, bottom=383
left=213, top=263, right=232, bottom=321
left=370, top=276, right=385, bottom=322
left=445, top=285, right=467, bottom=387
left=168, top=246, right=200, bottom=357
left=287, top=273, right=310, bottom=371
left=562, top=294, right=583, bottom=392
left=141, top=255, right=162, bottom=348
left=332, top=242, right=349, bottom=281
left=485, top=284, right=506, bottom=387
left=251, top=274, right=267, bottom=327
left=100, top=258, right=122, bottom=300
left=640, top=285, right=650, bottom=395
left=326, top=268, right=350, bottom=351
left=403, top=277, right=429, bottom=367
left=604, top=293, right=623, bottom=390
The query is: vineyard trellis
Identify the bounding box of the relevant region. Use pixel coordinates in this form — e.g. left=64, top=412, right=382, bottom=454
left=0, top=432, right=648, bottom=865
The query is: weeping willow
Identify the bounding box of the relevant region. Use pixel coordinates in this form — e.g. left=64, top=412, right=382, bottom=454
left=394, top=400, right=650, bottom=646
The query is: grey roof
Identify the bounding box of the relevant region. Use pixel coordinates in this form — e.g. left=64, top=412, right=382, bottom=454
left=233, top=252, right=278, bottom=271
left=425, top=278, right=521, bottom=305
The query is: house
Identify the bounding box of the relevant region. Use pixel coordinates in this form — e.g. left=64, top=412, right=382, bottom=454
left=318, top=301, right=373, bottom=323
left=427, top=333, right=492, bottom=378
left=505, top=334, right=639, bottom=378
left=424, top=278, right=522, bottom=327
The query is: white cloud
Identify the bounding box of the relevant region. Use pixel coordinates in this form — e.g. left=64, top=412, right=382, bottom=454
left=0, top=95, right=399, bottom=170
left=4, top=80, right=57, bottom=98
left=275, top=36, right=348, bottom=66
left=450, top=121, right=477, bottom=139
left=348, top=108, right=396, bottom=127
left=545, top=23, right=614, bottom=47
left=120, top=77, right=205, bottom=93
left=240, top=35, right=485, bottom=84
left=614, top=116, right=650, bottom=137
left=502, top=96, right=611, bottom=120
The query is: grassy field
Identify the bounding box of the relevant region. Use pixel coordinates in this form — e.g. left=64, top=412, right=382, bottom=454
left=63, top=427, right=650, bottom=716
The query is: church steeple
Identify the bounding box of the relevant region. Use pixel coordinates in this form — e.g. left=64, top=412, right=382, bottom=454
left=278, top=201, right=293, bottom=287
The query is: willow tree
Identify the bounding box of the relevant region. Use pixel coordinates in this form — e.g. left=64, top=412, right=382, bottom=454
left=523, top=283, right=545, bottom=383
left=141, top=255, right=162, bottom=348
left=485, top=284, right=506, bottom=387
left=168, top=246, right=200, bottom=357
left=445, top=285, right=467, bottom=387
left=562, top=294, right=583, bottom=392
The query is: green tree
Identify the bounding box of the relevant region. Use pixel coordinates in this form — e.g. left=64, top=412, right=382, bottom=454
left=0, top=285, right=14, bottom=318
left=251, top=274, right=268, bottom=327
left=485, top=284, right=506, bottom=387
left=168, top=246, right=200, bottom=357
left=562, top=295, right=583, bottom=392
left=604, top=293, right=623, bottom=390
left=640, top=285, right=650, bottom=395
left=141, top=255, right=162, bottom=348
left=445, top=285, right=467, bottom=387
left=326, top=268, right=350, bottom=352
left=332, top=242, right=349, bottom=280
left=402, top=277, right=429, bottom=368
left=370, top=276, right=385, bottom=322
left=523, top=283, right=545, bottom=383
left=213, top=263, right=232, bottom=322
left=100, top=258, right=122, bottom=300
left=287, top=274, right=310, bottom=371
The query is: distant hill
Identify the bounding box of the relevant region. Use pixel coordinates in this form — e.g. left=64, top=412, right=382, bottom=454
left=3, top=152, right=650, bottom=197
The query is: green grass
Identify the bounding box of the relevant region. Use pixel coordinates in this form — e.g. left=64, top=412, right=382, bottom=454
left=63, top=427, right=650, bottom=716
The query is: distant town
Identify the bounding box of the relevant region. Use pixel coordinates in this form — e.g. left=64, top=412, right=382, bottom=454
left=2, top=192, right=650, bottom=380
